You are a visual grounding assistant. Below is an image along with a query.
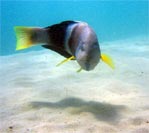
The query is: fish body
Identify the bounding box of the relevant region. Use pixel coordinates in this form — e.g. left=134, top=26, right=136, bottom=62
left=14, top=20, right=114, bottom=71
left=69, top=22, right=100, bottom=70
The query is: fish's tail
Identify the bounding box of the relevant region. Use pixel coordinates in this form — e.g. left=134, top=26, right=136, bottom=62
left=14, top=26, right=48, bottom=50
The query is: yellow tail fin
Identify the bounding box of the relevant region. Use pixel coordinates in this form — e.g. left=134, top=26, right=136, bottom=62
left=101, top=53, right=115, bottom=69
left=14, top=26, right=34, bottom=50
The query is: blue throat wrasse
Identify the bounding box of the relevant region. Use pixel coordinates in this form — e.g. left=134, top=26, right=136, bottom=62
left=14, top=20, right=114, bottom=72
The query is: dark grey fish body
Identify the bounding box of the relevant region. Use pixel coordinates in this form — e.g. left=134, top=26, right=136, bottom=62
left=67, top=22, right=101, bottom=70
left=42, top=21, right=77, bottom=58
left=43, top=21, right=101, bottom=71
left=14, top=20, right=101, bottom=71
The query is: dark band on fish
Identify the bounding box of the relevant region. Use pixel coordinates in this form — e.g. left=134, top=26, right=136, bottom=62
left=45, top=21, right=77, bottom=49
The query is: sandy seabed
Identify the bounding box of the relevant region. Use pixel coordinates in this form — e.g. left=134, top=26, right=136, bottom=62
left=0, top=37, right=149, bottom=133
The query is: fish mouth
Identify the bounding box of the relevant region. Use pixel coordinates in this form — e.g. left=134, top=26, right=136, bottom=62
left=76, top=55, right=97, bottom=71
left=78, top=60, right=93, bottom=71
left=85, top=62, right=91, bottom=71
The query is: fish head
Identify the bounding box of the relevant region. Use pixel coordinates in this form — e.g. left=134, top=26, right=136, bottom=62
left=75, top=38, right=100, bottom=71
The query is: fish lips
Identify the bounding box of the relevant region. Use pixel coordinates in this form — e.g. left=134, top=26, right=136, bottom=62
left=75, top=44, right=100, bottom=71
left=76, top=59, right=97, bottom=71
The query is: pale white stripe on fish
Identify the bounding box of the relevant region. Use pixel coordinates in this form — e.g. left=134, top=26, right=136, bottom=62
left=64, top=23, right=78, bottom=55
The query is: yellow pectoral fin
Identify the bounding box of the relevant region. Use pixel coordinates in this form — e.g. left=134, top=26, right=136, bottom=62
left=56, top=56, right=75, bottom=67
left=77, top=67, right=82, bottom=73
left=101, top=53, right=115, bottom=69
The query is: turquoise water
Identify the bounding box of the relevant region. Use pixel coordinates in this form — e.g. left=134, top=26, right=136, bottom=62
left=1, top=1, right=148, bottom=55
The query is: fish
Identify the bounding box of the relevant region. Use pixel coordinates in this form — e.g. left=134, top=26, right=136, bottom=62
left=14, top=20, right=114, bottom=72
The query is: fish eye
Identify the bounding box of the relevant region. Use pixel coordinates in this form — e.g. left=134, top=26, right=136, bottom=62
left=92, top=42, right=98, bottom=48
left=79, top=44, right=85, bottom=51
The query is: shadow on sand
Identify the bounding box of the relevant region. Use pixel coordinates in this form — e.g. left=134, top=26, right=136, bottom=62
left=30, top=97, right=126, bottom=124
